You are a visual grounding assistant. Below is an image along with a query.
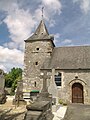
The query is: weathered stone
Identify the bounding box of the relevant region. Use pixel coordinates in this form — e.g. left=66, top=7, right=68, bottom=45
left=23, top=18, right=90, bottom=105
left=23, top=20, right=55, bottom=98
left=25, top=101, right=54, bottom=120
left=24, top=69, right=53, bottom=120
left=0, top=69, right=6, bottom=104
left=24, top=111, right=42, bottom=120
left=0, top=89, right=6, bottom=104
left=13, top=80, right=26, bottom=106
left=26, top=101, right=50, bottom=111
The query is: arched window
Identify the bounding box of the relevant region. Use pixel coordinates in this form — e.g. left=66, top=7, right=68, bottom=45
left=55, top=72, right=61, bottom=86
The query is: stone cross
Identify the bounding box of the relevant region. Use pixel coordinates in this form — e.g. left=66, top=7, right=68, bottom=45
left=40, top=71, right=49, bottom=93
left=14, top=80, right=23, bottom=107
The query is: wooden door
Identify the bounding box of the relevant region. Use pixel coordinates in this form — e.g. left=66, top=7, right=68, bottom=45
left=72, top=83, right=83, bottom=103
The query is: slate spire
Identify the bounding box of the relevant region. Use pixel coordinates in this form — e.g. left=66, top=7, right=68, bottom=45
left=27, top=19, right=52, bottom=40
left=34, top=19, right=49, bottom=36
left=26, top=7, right=54, bottom=42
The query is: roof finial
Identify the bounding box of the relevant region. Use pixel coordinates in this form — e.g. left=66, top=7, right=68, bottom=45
left=42, top=6, right=44, bottom=20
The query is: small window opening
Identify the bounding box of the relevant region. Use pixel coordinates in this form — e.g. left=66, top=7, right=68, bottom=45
left=35, top=62, right=38, bottom=65
left=36, top=48, right=39, bottom=50
left=75, top=76, right=78, bottom=79
left=55, top=72, right=61, bottom=86
left=34, top=81, right=36, bottom=87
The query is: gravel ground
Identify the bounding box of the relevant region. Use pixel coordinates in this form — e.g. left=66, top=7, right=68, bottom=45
left=0, top=96, right=26, bottom=120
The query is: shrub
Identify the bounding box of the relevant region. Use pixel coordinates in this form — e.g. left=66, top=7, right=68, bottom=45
left=58, top=99, right=67, bottom=106
left=58, top=99, right=63, bottom=104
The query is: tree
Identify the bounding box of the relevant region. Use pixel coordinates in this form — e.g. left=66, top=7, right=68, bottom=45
left=5, top=67, right=22, bottom=94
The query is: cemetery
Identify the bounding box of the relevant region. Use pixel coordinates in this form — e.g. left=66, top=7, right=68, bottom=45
left=0, top=8, right=90, bottom=120
left=0, top=68, right=67, bottom=120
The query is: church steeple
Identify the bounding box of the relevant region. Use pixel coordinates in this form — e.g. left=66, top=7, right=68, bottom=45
left=27, top=19, right=53, bottom=41
left=23, top=12, right=55, bottom=96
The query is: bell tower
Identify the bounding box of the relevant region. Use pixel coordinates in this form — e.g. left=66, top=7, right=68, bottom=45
left=23, top=19, right=55, bottom=98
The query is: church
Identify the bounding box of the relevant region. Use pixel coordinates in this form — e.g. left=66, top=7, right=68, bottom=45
left=23, top=19, right=90, bottom=104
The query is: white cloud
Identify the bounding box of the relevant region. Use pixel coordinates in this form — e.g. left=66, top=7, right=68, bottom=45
left=73, top=0, right=90, bottom=14
left=0, top=0, right=62, bottom=71
left=41, top=0, right=62, bottom=15
left=80, top=0, right=90, bottom=14
left=62, top=39, right=72, bottom=44
left=54, top=36, right=73, bottom=46
left=3, top=5, right=36, bottom=50
left=41, top=0, right=62, bottom=26
left=0, top=64, right=7, bottom=73
left=0, top=46, right=24, bottom=72
left=34, top=0, right=62, bottom=27
left=49, top=19, right=56, bottom=27
left=0, top=0, right=16, bottom=12
left=0, top=0, right=62, bottom=50
left=54, top=33, right=61, bottom=44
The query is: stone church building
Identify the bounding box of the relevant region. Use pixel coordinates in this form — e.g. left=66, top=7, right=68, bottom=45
left=23, top=19, right=90, bottom=104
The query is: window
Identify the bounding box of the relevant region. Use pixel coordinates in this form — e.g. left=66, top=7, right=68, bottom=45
left=36, top=48, right=39, bottom=50
left=55, top=72, right=61, bottom=86
left=34, top=81, right=36, bottom=87
left=35, top=62, right=38, bottom=65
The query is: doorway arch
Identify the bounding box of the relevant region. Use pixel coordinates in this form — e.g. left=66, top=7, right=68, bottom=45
left=72, top=83, right=84, bottom=103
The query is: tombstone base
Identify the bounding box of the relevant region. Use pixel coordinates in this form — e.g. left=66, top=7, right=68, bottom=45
left=13, top=98, right=26, bottom=106
left=0, top=90, right=6, bottom=104
left=25, top=101, right=54, bottom=120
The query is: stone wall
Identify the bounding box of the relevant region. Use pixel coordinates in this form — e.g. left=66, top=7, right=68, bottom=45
left=48, top=69, right=90, bottom=104
left=23, top=40, right=54, bottom=96
left=61, top=70, right=90, bottom=104
left=23, top=38, right=90, bottom=104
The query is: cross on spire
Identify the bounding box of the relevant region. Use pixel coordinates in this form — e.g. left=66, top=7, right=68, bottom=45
left=42, top=7, right=44, bottom=19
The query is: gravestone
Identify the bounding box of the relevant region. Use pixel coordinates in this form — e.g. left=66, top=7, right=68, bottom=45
left=13, top=80, right=26, bottom=106
left=24, top=71, right=54, bottom=120
left=38, top=71, right=51, bottom=100
left=0, top=69, right=6, bottom=104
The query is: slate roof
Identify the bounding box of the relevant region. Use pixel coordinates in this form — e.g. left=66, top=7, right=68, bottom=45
left=26, top=20, right=54, bottom=41
left=41, top=46, right=90, bottom=70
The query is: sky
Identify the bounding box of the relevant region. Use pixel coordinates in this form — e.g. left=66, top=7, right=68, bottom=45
left=0, top=0, right=90, bottom=72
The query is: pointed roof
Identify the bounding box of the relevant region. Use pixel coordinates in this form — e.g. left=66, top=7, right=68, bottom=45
left=26, top=20, right=54, bottom=41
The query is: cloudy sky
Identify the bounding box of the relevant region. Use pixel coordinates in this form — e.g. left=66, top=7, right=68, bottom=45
left=0, top=0, right=90, bottom=72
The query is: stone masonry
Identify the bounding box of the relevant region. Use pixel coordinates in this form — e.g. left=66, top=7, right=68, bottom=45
left=23, top=19, right=90, bottom=104
left=23, top=20, right=55, bottom=98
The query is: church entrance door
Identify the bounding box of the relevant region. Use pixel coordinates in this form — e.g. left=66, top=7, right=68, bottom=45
left=72, top=83, right=84, bottom=103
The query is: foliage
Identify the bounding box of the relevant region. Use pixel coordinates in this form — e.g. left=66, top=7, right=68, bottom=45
left=58, top=98, right=67, bottom=106
left=4, top=67, right=22, bottom=94
left=58, top=99, right=63, bottom=104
